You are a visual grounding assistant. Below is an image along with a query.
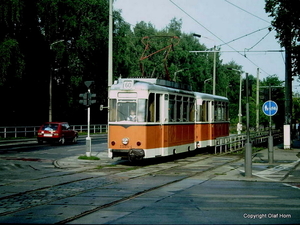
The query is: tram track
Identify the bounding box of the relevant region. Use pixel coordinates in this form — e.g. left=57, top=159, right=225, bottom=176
left=0, top=152, right=242, bottom=223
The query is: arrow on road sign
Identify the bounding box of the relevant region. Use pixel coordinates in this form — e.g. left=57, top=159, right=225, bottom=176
left=262, top=100, right=278, bottom=116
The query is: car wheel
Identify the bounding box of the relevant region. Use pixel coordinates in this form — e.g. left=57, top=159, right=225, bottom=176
left=72, top=136, right=78, bottom=144
left=60, top=137, right=65, bottom=145
left=38, top=139, right=43, bottom=144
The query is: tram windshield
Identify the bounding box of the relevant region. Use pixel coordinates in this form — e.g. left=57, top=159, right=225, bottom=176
left=109, top=99, right=147, bottom=122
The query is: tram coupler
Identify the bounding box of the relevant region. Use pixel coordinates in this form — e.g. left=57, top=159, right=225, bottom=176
left=128, top=149, right=145, bottom=162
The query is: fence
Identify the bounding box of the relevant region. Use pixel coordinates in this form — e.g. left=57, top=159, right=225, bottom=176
left=214, top=130, right=283, bottom=154
left=0, top=124, right=108, bottom=139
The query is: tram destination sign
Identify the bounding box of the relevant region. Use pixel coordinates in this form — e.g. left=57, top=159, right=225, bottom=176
left=262, top=100, right=278, bottom=116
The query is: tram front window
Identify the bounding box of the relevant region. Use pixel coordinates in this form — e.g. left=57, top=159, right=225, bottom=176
left=109, top=99, right=147, bottom=122
left=113, top=100, right=146, bottom=122
left=117, top=102, right=136, bottom=121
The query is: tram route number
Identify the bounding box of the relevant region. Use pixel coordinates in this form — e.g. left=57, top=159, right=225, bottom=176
left=123, top=80, right=134, bottom=89
left=120, top=145, right=132, bottom=149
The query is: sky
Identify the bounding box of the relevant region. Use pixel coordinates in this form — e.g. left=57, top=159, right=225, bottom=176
left=113, top=0, right=299, bottom=92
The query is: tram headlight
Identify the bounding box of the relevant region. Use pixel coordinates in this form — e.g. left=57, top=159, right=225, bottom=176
left=122, top=137, right=129, bottom=145
left=137, top=141, right=141, bottom=146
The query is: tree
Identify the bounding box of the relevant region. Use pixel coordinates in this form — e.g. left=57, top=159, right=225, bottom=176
left=265, top=0, right=300, bottom=77
left=260, top=75, right=285, bottom=129
left=0, top=0, right=262, bottom=129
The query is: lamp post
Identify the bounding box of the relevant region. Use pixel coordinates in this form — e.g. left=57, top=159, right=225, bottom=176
left=204, top=78, right=212, bottom=93
left=192, top=33, right=217, bottom=95
left=108, top=0, right=113, bottom=88
left=49, top=40, right=64, bottom=122
left=228, top=68, right=243, bottom=134
left=173, top=68, right=189, bottom=82
left=245, top=72, right=252, bottom=177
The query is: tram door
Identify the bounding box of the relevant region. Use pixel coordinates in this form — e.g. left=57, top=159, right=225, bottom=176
left=156, top=94, right=164, bottom=156
left=148, top=93, right=164, bottom=156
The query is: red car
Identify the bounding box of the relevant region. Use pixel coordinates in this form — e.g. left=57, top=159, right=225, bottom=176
left=37, top=122, right=78, bottom=144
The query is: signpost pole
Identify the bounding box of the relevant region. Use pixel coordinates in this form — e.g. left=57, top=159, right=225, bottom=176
left=262, top=96, right=278, bottom=163
left=84, top=81, right=94, bottom=157
left=86, top=88, right=91, bottom=157
left=268, top=84, right=274, bottom=163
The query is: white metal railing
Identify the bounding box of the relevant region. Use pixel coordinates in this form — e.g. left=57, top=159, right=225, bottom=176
left=0, top=124, right=108, bottom=138
left=215, top=134, right=246, bottom=154
left=214, top=130, right=282, bottom=154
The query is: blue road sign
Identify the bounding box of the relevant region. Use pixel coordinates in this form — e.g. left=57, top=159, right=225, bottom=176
left=262, top=100, right=278, bottom=116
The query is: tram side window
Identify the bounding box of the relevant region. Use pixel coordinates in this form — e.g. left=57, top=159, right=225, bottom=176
left=176, top=96, right=182, bottom=121
left=225, top=102, right=229, bottom=120
left=137, top=99, right=147, bottom=122
left=169, top=95, right=176, bottom=122
left=214, top=101, right=220, bottom=121
left=147, top=93, right=161, bottom=122
left=213, top=101, right=228, bottom=121
left=221, top=102, right=226, bottom=121
left=109, top=99, right=117, bottom=122
left=155, top=94, right=160, bottom=122
left=148, top=93, right=155, bottom=122
left=189, top=99, right=195, bottom=122
left=183, top=97, right=188, bottom=121
left=200, top=101, right=208, bottom=122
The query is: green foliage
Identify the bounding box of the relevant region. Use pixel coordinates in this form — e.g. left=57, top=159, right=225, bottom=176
left=78, top=155, right=100, bottom=160
left=265, top=0, right=300, bottom=77
left=0, top=1, right=286, bottom=131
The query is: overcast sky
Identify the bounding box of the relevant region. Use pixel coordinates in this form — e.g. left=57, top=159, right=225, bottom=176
left=114, top=0, right=299, bottom=91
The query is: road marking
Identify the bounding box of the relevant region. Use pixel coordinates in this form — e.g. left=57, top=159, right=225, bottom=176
left=255, top=159, right=300, bottom=176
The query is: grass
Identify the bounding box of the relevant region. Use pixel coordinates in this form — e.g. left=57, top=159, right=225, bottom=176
left=214, top=172, right=227, bottom=176
left=228, top=146, right=265, bottom=155
left=78, top=155, right=100, bottom=160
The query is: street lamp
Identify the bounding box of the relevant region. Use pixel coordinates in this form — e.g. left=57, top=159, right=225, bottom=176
left=173, top=68, right=189, bottom=82
left=228, top=68, right=243, bottom=134
left=49, top=40, right=64, bottom=122
left=192, top=33, right=217, bottom=95
left=228, top=68, right=252, bottom=177
left=204, top=78, right=212, bottom=93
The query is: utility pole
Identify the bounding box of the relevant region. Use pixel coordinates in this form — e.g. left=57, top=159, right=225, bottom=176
left=191, top=34, right=217, bottom=95
left=245, top=73, right=252, bottom=177
left=256, top=68, right=260, bottom=131
left=213, top=45, right=216, bottom=95
left=284, top=34, right=292, bottom=149
left=49, top=39, right=64, bottom=122
left=227, top=68, right=243, bottom=134
left=108, top=0, right=113, bottom=88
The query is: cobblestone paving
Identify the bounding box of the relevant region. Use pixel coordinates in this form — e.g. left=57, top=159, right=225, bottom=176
left=0, top=154, right=239, bottom=222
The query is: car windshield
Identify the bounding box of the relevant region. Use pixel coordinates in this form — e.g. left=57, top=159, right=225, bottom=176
left=42, top=124, right=58, bottom=131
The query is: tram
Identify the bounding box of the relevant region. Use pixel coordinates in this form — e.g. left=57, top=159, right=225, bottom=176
left=108, top=77, right=229, bottom=161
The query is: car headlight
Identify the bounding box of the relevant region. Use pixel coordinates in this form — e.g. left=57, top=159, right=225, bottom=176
left=122, top=137, right=129, bottom=145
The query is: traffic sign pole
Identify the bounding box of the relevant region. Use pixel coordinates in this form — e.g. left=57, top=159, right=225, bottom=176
left=262, top=88, right=279, bottom=163
left=86, top=88, right=92, bottom=157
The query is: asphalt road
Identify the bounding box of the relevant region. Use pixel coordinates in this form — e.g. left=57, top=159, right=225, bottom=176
left=0, top=134, right=107, bottom=159
left=0, top=135, right=299, bottom=224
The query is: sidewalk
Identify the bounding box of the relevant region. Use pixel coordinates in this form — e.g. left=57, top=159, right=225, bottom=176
left=55, top=146, right=300, bottom=183
left=206, top=147, right=300, bottom=183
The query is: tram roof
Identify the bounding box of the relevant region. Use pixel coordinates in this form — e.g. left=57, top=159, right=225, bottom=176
left=111, top=78, right=228, bottom=101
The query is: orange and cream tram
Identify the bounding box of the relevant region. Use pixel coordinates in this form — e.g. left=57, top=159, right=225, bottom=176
left=108, top=78, right=229, bottom=161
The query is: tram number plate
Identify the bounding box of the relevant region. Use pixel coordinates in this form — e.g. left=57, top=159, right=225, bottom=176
left=123, top=80, right=133, bottom=89
left=120, top=145, right=132, bottom=148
